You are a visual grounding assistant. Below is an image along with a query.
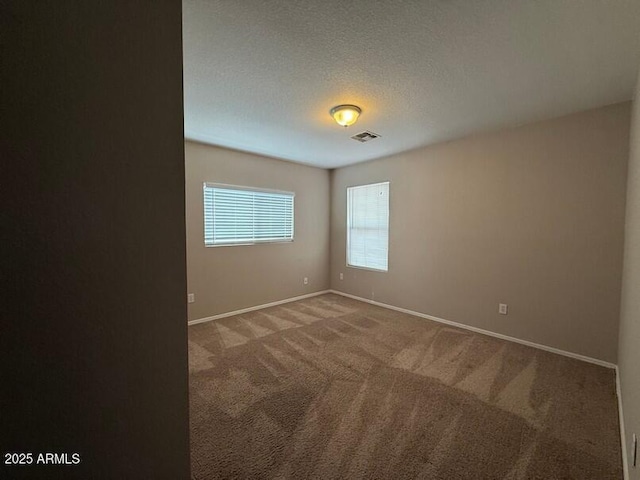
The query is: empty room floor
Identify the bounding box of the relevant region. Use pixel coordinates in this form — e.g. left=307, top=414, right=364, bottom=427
left=188, top=294, right=622, bottom=479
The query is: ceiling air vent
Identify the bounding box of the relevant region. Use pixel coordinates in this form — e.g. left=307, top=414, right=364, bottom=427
left=350, top=130, right=381, bottom=143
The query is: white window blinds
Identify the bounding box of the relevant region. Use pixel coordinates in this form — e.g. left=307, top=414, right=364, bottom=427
left=203, top=183, right=294, bottom=246
left=347, top=181, right=389, bottom=271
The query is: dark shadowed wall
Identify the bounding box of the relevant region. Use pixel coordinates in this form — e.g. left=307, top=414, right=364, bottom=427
left=1, top=2, right=190, bottom=478
left=618, top=75, right=640, bottom=479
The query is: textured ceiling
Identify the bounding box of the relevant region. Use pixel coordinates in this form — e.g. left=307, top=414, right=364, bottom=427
left=183, top=0, right=640, bottom=169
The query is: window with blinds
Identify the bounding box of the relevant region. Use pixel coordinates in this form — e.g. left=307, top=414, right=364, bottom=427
left=203, top=183, right=294, bottom=246
left=347, top=181, right=389, bottom=271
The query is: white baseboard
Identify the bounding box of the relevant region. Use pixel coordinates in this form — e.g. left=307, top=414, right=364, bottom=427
left=329, top=289, right=617, bottom=369
left=188, top=290, right=331, bottom=326
left=617, top=366, right=629, bottom=480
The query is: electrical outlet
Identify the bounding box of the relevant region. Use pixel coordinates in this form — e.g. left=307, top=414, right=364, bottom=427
left=340, top=272, right=343, bottom=280
left=303, top=277, right=308, bottom=285
left=499, top=303, right=508, bottom=315
left=633, top=433, right=637, bottom=468
left=188, top=293, right=195, bottom=304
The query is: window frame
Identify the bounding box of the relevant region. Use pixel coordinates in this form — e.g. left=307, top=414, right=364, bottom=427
left=203, top=182, right=295, bottom=247
left=346, top=181, right=390, bottom=272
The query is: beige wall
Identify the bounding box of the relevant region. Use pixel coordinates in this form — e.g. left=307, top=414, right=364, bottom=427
left=619, top=77, right=640, bottom=477
left=331, top=103, right=630, bottom=363
left=186, top=141, right=330, bottom=321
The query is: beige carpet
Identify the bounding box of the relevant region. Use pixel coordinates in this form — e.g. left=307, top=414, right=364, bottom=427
left=189, top=293, right=622, bottom=479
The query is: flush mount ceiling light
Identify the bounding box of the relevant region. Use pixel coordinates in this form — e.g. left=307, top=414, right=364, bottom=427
left=329, top=104, right=361, bottom=127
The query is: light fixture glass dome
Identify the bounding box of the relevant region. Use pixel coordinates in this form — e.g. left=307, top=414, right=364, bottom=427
left=330, top=104, right=361, bottom=127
